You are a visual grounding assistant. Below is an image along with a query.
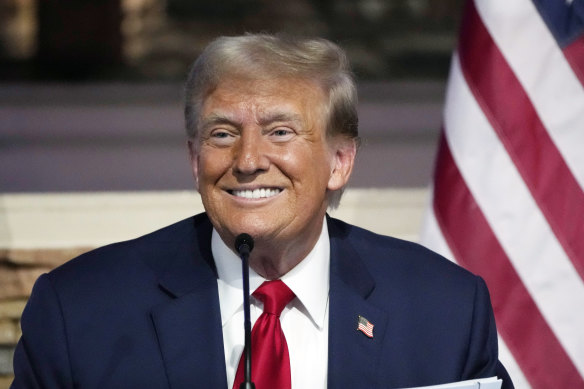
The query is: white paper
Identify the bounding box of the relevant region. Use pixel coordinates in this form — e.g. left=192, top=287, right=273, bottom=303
left=400, top=376, right=502, bottom=389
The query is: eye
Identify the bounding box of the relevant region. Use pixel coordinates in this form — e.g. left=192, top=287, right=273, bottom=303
left=212, top=131, right=231, bottom=138
left=269, top=127, right=295, bottom=142
left=207, top=129, right=237, bottom=146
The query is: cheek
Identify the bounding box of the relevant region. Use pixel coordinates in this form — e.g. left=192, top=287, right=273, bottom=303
left=291, top=149, right=334, bottom=188
left=277, top=150, right=313, bottom=180
left=197, top=150, right=231, bottom=181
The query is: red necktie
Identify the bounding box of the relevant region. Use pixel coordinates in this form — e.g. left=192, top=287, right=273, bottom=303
left=233, top=280, right=295, bottom=389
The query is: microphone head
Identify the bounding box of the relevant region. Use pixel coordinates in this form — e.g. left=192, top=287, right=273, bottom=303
left=235, top=233, right=254, bottom=255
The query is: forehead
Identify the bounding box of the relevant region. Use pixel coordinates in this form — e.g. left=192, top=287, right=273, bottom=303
left=201, top=77, right=327, bottom=121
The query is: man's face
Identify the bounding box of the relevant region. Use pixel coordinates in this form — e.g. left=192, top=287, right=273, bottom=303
left=190, top=76, right=355, bottom=257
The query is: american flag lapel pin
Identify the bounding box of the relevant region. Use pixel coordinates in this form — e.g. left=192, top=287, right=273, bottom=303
left=357, top=315, right=374, bottom=338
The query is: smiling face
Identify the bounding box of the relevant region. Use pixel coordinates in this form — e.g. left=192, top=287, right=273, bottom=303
left=189, top=76, right=355, bottom=274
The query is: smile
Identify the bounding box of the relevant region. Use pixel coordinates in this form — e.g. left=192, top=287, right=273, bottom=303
left=230, top=188, right=282, bottom=199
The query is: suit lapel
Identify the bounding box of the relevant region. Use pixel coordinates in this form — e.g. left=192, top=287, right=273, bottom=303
left=150, top=215, right=228, bottom=389
left=327, top=217, right=389, bottom=389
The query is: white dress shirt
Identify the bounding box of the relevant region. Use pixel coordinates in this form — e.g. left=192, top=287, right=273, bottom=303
left=213, top=218, right=330, bottom=389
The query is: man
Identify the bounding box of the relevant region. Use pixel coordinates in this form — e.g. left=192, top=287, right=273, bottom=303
left=11, top=34, right=513, bottom=388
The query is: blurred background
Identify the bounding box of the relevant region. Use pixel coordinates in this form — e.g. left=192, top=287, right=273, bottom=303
left=0, top=0, right=464, bottom=192
left=3, top=3, right=582, bottom=387
left=0, top=1, right=464, bottom=384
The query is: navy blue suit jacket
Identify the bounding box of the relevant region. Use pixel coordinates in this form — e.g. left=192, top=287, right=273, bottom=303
left=12, top=213, right=513, bottom=388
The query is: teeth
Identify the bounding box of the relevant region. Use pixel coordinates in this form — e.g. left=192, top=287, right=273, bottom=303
left=232, top=188, right=281, bottom=199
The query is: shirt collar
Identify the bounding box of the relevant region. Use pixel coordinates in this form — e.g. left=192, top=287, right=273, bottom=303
left=213, top=218, right=330, bottom=330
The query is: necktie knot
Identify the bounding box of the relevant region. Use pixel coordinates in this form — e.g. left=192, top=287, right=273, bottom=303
left=253, top=280, right=295, bottom=317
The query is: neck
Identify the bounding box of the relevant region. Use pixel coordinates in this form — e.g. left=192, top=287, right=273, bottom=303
left=247, top=218, right=326, bottom=280
left=248, top=246, right=311, bottom=280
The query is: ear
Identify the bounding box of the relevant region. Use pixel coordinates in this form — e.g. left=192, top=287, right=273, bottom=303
left=327, top=138, right=357, bottom=191
left=187, top=139, right=199, bottom=188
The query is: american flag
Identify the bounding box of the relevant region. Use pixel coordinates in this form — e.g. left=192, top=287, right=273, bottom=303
left=357, top=315, right=374, bottom=338
left=420, top=0, right=584, bottom=388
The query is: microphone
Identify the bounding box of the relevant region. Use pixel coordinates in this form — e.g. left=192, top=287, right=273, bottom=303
left=235, top=233, right=255, bottom=389
left=235, top=233, right=254, bottom=257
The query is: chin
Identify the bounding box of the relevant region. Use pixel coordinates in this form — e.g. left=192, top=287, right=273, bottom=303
left=234, top=222, right=273, bottom=239
left=215, top=214, right=267, bottom=236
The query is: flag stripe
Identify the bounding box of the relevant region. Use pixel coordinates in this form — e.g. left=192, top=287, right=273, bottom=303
left=461, top=0, right=584, bottom=283
left=475, top=0, right=584, bottom=191
left=420, top=202, right=532, bottom=389
left=433, top=133, right=584, bottom=388
left=445, top=53, right=584, bottom=379
left=421, top=0, right=584, bottom=387
left=564, top=35, right=584, bottom=84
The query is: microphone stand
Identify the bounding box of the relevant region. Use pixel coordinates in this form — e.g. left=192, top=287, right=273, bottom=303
left=236, top=234, right=256, bottom=389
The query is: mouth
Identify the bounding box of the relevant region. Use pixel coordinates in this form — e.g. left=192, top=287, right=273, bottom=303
left=229, top=188, right=282, bottom=200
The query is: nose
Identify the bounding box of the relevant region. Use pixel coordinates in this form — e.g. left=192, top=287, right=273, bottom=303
left=233, top=130, right=270, bottom=175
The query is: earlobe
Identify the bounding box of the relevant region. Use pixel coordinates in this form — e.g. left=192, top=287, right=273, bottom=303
left=327, top=139, right=357, bottom=191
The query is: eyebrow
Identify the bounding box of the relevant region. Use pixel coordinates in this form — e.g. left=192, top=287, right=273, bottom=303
left=200, top=111, right=304, bottom=130
left=199, top=114, right=240, bottom=132
left=257, top=111, right=303, bottom=127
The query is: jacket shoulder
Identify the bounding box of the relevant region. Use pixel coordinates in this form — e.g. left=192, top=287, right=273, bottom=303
left=327, top=215, right=479, bottom=288
left=328, top=214, right=473, bottom=276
